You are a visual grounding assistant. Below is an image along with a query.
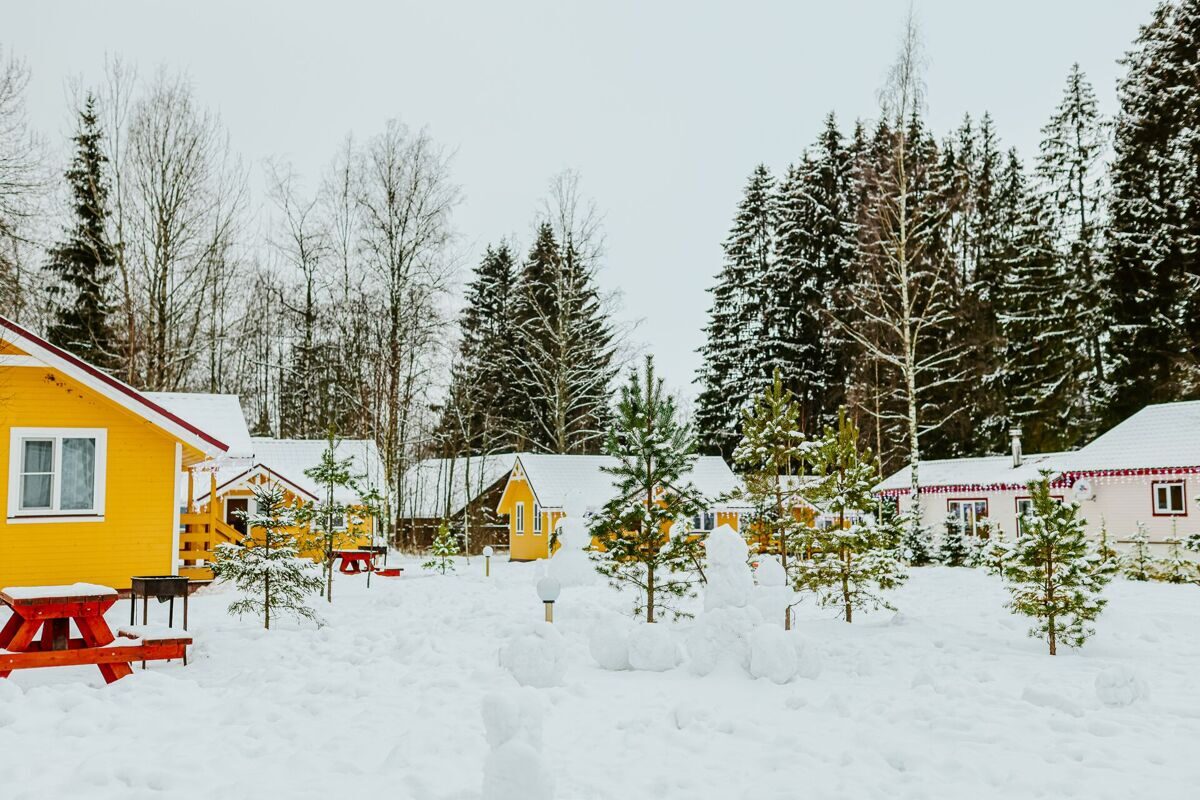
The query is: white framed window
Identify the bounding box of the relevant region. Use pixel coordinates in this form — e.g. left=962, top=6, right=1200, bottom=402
left=947, top=499, right=988, bottom=536
left=8, top=428, right=107, bottom=519
left=533, top=503, right=542, bottom=534
left=514, top=502, right=525, bottom=535
left=691, top=511, right=716, bottom=533
left=1153, top=481, right=1186, bottom=516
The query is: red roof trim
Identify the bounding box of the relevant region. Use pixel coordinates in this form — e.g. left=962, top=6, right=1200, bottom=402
left=0, top=315, right=229, bottom=453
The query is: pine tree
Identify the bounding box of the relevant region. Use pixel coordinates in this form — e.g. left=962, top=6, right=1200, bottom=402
left=1105, top=0, right=1200, bottom=424
left=303, top=430, right=357, bottom=602
left=732, top=368, right=809, bottom=626
left=590, top=356, right=704, bottom=622
left=45, top=94, right=119, bottom=369
left=696, top=165, right=776, bottom=457
left=1000, top=476, right=1113, bottom=655
left=799, top=408, right=907, bottom=622
left=1158, top=532, right=1199, bottom=585
left=212, top=482, right=324, bottom=629
left=423, top=520, right=460, bottom=574
left=901, top=515, right=934, bottom=566
left=1122, top=523, right=1156, bottom=581
left=940, top=512, right=969, bottom=567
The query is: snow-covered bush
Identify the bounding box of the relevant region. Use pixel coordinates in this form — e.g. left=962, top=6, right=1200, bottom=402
left=627, top=623, right=681, bottom=672
left=499, top=623, right=568, bottom=688
left=748, top=624, right=798, bottom=684
left=1095, top=665, right=1149, bottom=708
left=481, top=690, right=554, bottom=800
left=588, top=617, right=631, bottom=671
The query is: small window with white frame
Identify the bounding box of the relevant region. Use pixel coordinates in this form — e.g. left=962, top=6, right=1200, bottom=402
left=1152, top=481, right=1186, bottom=516
left=514, top=502, right=525, bottom=534
left=947, top=498, right=988, bottom=536
left=533, top=503, right=543, bottom=534
left=8, top=428, right=107, bottom=519
left=691, top=511, right=716, bottom=533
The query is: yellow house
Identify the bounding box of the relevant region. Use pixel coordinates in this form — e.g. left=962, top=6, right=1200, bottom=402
left=0, top=316, right=231, bottom=589
left=495, top=454, right=750, bottom=561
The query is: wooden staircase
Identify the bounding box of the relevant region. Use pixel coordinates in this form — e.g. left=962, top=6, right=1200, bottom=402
left=178, top=512, right=243, bottom=583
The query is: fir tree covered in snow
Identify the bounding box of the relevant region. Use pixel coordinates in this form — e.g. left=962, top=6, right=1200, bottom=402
left=1158, top=532, right=1199, bottom=585
left=302, top=430, right=357, bottom=602
left=1122, top=523, right=1156, bottom=581
left=212, top=482, right=324, bottom=629
left=940, top=512, right=970, bottom=567
left=732, top=368, right=809, bottom=627
left=45, top=93, right=119, bottom=370
left=696, top=165, right=776, bottom=457
left=1000, top=476, right=1113, bottom=655
left=423, top=520, right=460, bottom=574
left=590, top=356, right=704, bottom=622
left=800, top=408, right=907, bottom=622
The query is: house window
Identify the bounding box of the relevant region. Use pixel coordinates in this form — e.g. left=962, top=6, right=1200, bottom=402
left=1153, top=481, right=1186, bottom=516
left=514, top=502, right=525, bottom=534
left=8, top=428, right=107, bottom=518
left=691, top=511, right=716, bottom=533
left=533, top=504, right=543, bottom=534
left=947, top=499, right=988, bottom=536
left=1014, top=495, right=1064, bottom=535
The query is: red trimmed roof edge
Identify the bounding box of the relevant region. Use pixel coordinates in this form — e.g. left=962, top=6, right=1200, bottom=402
left=0, top=315, right=229, bottom=453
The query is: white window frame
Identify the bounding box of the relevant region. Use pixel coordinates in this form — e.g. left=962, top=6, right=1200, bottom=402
left=533, top=503, right=543, bottom=535
left=514, top=501, right=525, bottom=535
left=947, top=498, right=988, bottom=536
left=1152, top=481, right=1187, bottom=516
left=8, top=427, right=107, bottom=521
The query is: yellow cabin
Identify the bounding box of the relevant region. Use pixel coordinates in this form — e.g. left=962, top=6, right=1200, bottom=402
left=0, top=316, right=231, bottom=589
left=495, top=454, right=750, bottom=561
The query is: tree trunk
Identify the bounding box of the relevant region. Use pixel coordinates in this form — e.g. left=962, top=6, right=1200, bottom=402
left=646, top=564, right=656, bottom=624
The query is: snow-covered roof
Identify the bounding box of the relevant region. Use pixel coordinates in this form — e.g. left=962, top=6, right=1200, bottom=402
left=875, top=452, right=1066, bottom=494
left=1059, top=400, right=1200, bottom=472
left=144, top=392, right=254, bottom=459
left=512, top=454, right=746, bottom=513
left=197, top=437, right=384, bottom=506
left=400, top=454, right=518, bottom=519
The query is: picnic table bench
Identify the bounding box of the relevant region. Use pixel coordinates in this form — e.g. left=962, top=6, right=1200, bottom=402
left=0, top=584, right=191, bottom=684
left=333, top=549, right=376, bottom=574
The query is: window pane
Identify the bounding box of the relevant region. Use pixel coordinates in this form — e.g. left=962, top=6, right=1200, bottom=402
left=20, top=474, right=52, bottom=509
left=1170, top=485, right=1184, bottom=510
left=22, top=439, right=53, bottom=473
left=60, top=438, right=96, bottom=510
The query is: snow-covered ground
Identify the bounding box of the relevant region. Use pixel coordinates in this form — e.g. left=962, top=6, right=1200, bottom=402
left=1, top=560, right=1196, bottom=799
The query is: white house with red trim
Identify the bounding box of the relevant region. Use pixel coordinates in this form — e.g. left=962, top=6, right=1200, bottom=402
left=876, top=401, right=1200, bottom=549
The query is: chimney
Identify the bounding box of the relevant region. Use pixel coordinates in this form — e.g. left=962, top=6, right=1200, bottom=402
left=1009, top=425, right=1023, bottom=468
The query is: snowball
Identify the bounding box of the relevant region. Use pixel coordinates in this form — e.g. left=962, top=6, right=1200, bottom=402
left=749, top=624, right=798, bottom=684
left=499, top=623, right=568, bottom=688
left=483, top=740, right=555, bottom=800
left=754, top=555, right=786, bottom=587
left=589, top=618, right=631, bottom=671
left=704, top=525, right=755, bottom=611
left=686, top=605, right=760, bottom=676
left=627, top=623, right=681, bottom=672
left=1095, top=665, right=1149, bottom=708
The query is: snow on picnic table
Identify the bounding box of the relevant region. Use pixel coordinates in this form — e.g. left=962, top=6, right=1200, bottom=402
left=0, top=561, right=1197, bottom=799
left=2, top=582, right=118, bottom=601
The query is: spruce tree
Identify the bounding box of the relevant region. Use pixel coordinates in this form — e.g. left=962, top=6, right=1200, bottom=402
left=590, top=356, right=704, bottom=623
left=696, top=165, right=775, bottom=457
left=1159, top=533, right=1199, bottom=585
left=303, top=431, right=357, bottom=602
left=1000, top=476, right=1113, bottom=655
left=940, top=512, right=969, bottom=567
left=1122, top=524, right=1156, bottom=581
left=45, top=94, right=119, bottom=369
left=423, top=520, right=460, bottom=575
left=732, top=368, right=809, bottom=626
left=799, top=408, right=907, bottom=622
left=212, top=482, right=324, bottom=629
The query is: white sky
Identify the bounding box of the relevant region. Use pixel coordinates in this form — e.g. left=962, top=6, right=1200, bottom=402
left=7, top=0, right=1158, bottom=398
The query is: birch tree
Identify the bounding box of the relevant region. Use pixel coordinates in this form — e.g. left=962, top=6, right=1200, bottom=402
left=0, top=46, right=44, bottom=320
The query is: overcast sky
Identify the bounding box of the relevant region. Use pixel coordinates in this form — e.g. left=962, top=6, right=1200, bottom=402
left=8, top=0, right=1159, bottom=398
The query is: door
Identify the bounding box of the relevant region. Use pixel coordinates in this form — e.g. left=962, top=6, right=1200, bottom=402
left=226, top=498, right=249, bottom=535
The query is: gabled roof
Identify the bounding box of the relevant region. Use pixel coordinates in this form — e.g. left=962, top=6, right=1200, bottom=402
left=505, top=454, right=747, bottom=514
left=1059, top=400, right=1200, bottom=472
left=875, top=452, right=1066, bottom=494
left=196, top=437, right=384, bottom=506
left=197, top=463, right=319, bottom=504
left=144, top=392, right=254, bottom=459
left=0, top=315, right=228, bottom=458
left=400, top=454, right=517, bottom=519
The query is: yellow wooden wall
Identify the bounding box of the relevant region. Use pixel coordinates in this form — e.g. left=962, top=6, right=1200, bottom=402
left=0, top=359, right=185, bottom=589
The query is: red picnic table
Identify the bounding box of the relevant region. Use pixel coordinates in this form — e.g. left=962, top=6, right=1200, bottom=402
left=333, top=549, right=375, bottom=574
left=0, top=583, right=191, bottom=684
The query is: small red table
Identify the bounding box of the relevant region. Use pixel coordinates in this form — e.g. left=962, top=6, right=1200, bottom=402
left=0, top=583, right=133, bottom=684
left=333, top=549, right=375, bottom=574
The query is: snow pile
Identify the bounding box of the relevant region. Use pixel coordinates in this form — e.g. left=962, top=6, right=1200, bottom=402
left=545, top=499, right=595, bottom=588
left=752, top=554, right=795, bottom=625
left=703, top=525, right=755, bottom=611
left=588, top=617, right=631, bottom=671
left=748, top=624, right=799, bottom=684
left=481, top=690, right=554, bottom=800
left=1095, top=665, right=1149, bottom=708
left=627, top=623, right=680, bottom=672
left=499, top=622, right=568, bottom=688
left=687, top=525, right=762, bottom=676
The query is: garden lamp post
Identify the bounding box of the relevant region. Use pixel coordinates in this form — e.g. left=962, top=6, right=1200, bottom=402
left=483, top=545, right=494, bottom=577
left=536, top=576, right=561, bottom=623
